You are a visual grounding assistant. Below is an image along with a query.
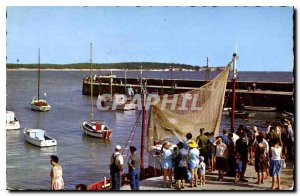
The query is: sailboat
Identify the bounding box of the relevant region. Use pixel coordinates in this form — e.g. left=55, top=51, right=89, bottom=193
left=30, top=48, right=51, bottom=112
left=81, top=43, right=112, bottom=139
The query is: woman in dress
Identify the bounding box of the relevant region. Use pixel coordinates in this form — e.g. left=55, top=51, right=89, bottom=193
left=50, top=155, right=64, bottom=190
left=161, top=141, right=173, bottom=188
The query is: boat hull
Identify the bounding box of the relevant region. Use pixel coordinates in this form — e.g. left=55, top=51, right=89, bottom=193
left=30, top=99, right=51, bottom=112
left=229, top=110, right=256, bottom=119
left=23, top=128, right=57, bottom=147
left=244, top=106, right=276, bottom=112
left=6, top=122, right=20, bottom=130
left=81, top=121, right=112, bottom=139
left=97, top=94, right=136, bottom=111
left=6, top=111, right=21, bottom=130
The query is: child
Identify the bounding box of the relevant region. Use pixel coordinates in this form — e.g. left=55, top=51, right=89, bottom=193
left=235, top=152, right=243, bottom=183
left=199, top=156, right=206, bottom=185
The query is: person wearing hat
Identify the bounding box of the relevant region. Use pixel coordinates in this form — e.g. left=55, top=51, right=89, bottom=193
left=161, top=141, right=173, bottom=188
left=109, top=145, right=124, bottom=190
left=188, top=140, right=199, bottom=187
left=128, top=146, right=141, bottom=190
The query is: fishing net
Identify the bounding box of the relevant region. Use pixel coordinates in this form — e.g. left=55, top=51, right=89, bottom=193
left=147, top=63, right=231, bottom=147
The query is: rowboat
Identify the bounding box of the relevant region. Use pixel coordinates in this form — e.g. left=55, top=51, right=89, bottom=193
left=23, top=128, right=57, bottom=147
left=6, top=111, right=20, bottom=130
left=244, top=105, right=276, bottom=112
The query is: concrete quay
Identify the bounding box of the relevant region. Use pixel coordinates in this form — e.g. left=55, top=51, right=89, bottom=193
left=121, top=160, right=294, bottom=191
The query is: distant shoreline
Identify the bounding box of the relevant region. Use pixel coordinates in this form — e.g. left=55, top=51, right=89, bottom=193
left=5, top=68, right=292, bottom=72
left=6, top=68, right=187, bottom=72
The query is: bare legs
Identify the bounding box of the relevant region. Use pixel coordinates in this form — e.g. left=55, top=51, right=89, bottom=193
left=270, top=176, right=281, bottom=190
left=190, top=168, right=198, bottom=187
left=163, top=168, right=172, bottom=188
left=234, top=171, right=240, bottom=183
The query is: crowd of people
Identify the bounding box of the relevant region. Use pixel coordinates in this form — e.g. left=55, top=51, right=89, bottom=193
left=159, top=119, right=294, bottom=190
left=49, top=119, right=293, bottom=191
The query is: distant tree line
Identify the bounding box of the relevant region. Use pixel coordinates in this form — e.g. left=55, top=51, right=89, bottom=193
left=6, top=62, right=196, bottom=70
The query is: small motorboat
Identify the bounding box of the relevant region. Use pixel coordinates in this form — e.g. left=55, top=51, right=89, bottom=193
left=6, top=111, right=20, bottom=130
left=243, top=105, right=276, bottom=112
left=23, top=128, right=57, bottom=147
left=81, top=120, right=112, bottom=139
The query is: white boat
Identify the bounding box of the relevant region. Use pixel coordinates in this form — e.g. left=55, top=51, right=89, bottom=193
left=6, top=111, right=20, bottom=130
left=31, top=97, right=51, bottom=111
left=97, top=93, right=136, bottom=111
left=31, top=48, right=51, bottom=112
left=81, top=43, right=112, bottom=140
left=244, top=105, right=276, bottom=112
left=81, top=120, right=112, bottom=139
left=23, top=128, right=57, bottom=147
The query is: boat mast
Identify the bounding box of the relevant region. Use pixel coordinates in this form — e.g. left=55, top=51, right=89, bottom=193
left=206, top=57, right=209, bottom=82
left=90, top=43, right=93, bottom=121
left=231, top=53, right=237, bottom=130
left=140, top=74, right=146, bottom=178
left=38, top=48, right=40, bottom=101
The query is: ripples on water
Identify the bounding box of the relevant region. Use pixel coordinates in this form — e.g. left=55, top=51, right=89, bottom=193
left=6, top=71, right=288, bottom=190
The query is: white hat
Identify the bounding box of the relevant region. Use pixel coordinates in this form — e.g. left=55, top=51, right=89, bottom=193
left=115, top=145, right=122, bottom=150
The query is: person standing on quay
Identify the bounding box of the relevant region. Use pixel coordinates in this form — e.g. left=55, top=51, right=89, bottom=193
left=110, top=145, right=124, bottom=190
left=269, top=138, right=283, bottom=190
left=196, top=128, right=209, bottom=166
left=50, top=155, right=64, bottom=190
left=161, top=141, right=173, bottom=188
left=128, top=146, right=141, bottom=190
left=213, top=137, right=227, bottom=181
left=236, top=132, right=249, bottom=182
left=188, top=140, right=199, bottom=187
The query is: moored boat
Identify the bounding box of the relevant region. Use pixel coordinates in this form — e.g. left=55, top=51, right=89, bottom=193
left=243, top=105, right=276, bottom=112
left=23, top=128, right=57, bottom=147
left=31, top=48, right=51, bottom=112
left=30, top=97, right=51, bottom=112
left=81, top=43, right=112, bottom=140
left=6, top=111, right=20, bottom=130
left=229, top=110, right=256, bottom=119
left=97, top=94, right=136, bottom=111
left=81, top=120, right=112, bottom=139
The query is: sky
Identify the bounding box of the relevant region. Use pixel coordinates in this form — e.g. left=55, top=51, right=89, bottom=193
left=6, top=6, right=294, bottom=71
